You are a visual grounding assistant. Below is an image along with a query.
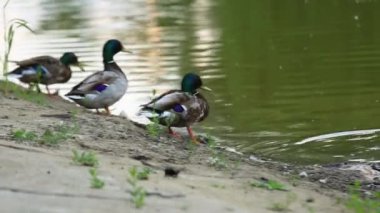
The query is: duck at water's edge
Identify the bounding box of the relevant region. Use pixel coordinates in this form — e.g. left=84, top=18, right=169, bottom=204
left=140, top=73, right=211, bottom=144
left=65, top=39, right=130, bottom=115
left=6, top=52, right=84, bottom=95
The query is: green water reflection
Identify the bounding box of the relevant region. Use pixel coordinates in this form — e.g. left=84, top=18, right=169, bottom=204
left=206, top=0, right=380, bottom=164
left=3, top=0, right=380, bottom=165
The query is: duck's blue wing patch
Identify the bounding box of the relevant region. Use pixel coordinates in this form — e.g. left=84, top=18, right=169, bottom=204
left=93, top=84, right=108, bottom=92
left=23, top=65, right=49, bottom=76
left=173, top=104, right=184, bottom=113
left=35, top=65, right=49, bottom=74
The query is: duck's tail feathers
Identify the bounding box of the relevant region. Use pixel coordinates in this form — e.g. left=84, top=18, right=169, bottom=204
left=8, top=60, right=19, bottom=64
left=6, top=66, right=48, bottom=78
left=5, top=67, right=25, bottom=78
left=138, top=108, right=160, bottom=119
left=139, top=108, right=176, bottom=126
left=65, top=91, right=86, bottom=100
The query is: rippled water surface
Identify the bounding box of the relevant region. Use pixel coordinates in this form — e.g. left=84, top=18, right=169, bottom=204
left=2, top=0, right=380, bottom=164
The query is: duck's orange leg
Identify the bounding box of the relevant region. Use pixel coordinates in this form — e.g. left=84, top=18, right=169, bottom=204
left=186, top=126, right=200, bottom=144
left=105, top=106, right=111, bottom=115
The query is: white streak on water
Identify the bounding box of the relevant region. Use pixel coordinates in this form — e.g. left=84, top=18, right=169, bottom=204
left=295, top=129, right=380, bottom=145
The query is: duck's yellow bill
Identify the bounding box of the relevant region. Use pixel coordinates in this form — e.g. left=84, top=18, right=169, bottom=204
left=201, top=86, right=212, bottom=92
left=76, top=62, right=86, bottom=71
left=122, top=47, right=133, bottom=54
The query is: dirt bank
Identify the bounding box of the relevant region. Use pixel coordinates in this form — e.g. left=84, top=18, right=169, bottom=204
left=0, top=81, right=378, bottom=212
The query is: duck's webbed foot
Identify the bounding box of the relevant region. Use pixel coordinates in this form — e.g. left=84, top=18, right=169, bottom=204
left=46, top=85, right=59, bottom=96
left=168, top=127, right=183, bottom=140
left=95, top=107, right=111, bottom=116
left=105, top=106, right=111, bottom=115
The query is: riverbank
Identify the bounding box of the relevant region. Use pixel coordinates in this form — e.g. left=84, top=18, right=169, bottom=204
left=0, top=81, right=378, bottom=212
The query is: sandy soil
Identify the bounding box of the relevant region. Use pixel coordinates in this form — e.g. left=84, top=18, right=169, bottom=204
left=0, top=81, right=378, bottom=212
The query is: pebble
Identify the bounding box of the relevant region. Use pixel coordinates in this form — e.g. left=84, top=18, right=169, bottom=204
left=319, top=178, right=328, bottom=184
left=299, top=171, right=308, bottom=178
left=165, top=166, right=180, bottom=178
left=371, top=163, right=380, bottom=172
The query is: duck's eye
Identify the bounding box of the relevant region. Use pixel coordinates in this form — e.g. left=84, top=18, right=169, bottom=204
left=173, top=104, right=185, bottom=113
left=94, top=84, right=108, bottom=92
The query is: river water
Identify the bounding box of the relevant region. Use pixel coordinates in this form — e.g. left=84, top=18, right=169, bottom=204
left=2, top=0, right=380, bottom=164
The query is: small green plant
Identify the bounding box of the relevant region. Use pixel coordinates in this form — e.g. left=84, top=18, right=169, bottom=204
left=206, top=135, right=228, bottom=170
left=10, top=122, right=79, bottom=145
left=39, top=123, right=79, bottom=145
left=89, top=168, right=105, bottom=189
left=127, top=166, right=148, bottom=208
left=130, top=185, right=146, bottom=208
left=11, top=129, right=37, bottom=141
left=289, top=175, right=301, bottom=187
left=206, top=134, right=217, bottom=149
left=72, top=150, right=99, bottom=167
left=269, top=202, right=288, bottom=212
left=69, top=109, right=79, bottom=120
left=128, top=166, right=151, bottom=181
left=2, top=0, right=34, bottom=77
left=268, top=193, right=297, bottom=212
left=251, top=179, right=288, bottom=191
left=146, top=116, right=162, bottom=138
left=346, top=181, right=380, bottom=213
left=302, top=203, right=315, bottom=213
left=207, top=156, right=227, bottom=169
left=146, top=89, right=164, bottom=138
left=211, top=183, right=226, bottom=189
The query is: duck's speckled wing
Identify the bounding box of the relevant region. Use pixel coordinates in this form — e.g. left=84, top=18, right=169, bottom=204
left=142, top=90, right=191, bottom=112
left=68, top=71, right=119, bottom=95
left=7, top=56, right=63, bottom=84
left=15, top=56, right=59, bottom=67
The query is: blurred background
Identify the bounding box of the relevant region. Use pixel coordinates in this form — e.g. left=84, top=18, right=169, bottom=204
left=1, top=0, right=380, bottom=165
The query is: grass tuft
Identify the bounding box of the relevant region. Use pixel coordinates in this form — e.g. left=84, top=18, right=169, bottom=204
left=9, top=122, right=79, bottom=146
left=2, top=0, right=34, bottom=95
left=130, top=186, right=146, bottom=208
left=0, top=81, right=47, bottom=106
left=39, top=123, right=79, bottom=145
left=206, top=135, right=228, bottom=170
left=72, top=150, right=99, bottom=167
left=346, top=181, right=380, bottom=213
left=89, top=168, right=105, bottom=189
left=146, top=116, right=162, bottom=138
left=146, top=89, right=164, bottom=138
left=11, top=129, right=38, bottom=141
left=251, top=179, right=288, bottom=191
left=268, top=193, right=297, bottom=212
left=127, top=166, right=149, bottom=208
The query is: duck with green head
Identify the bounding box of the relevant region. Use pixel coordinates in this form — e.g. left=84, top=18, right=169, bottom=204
left=141, top=73, right=211, bottom=143
left=65, top=39, right=130, bottom=115
left=6, top=52, right=84, bottom=95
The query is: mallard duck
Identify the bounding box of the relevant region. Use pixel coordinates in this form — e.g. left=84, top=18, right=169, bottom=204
left=65, top=39, right=129, bottom=115
left=6, top=52, right=84, bottom=95
left=141, top=73, right=211, bottom=143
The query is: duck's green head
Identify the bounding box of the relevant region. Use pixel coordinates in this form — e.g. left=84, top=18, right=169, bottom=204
left=103, top=39, right=131, bottom=63
left=181, top=73, right=212, bottom=94
left=60, top=52, right=85, bottom=71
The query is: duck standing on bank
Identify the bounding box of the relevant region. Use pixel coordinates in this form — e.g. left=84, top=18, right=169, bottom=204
left=65, top=39, right=129, bottom=115
left=140, top=73, right=211, bottom=144
left=6, top=52, right=84, bottom=95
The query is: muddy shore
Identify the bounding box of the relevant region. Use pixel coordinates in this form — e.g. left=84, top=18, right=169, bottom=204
left=0, top=81, right=378, bottom=212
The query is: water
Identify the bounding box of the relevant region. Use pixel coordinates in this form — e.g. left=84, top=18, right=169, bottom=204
left=2, top=0, right=380, bottom=165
